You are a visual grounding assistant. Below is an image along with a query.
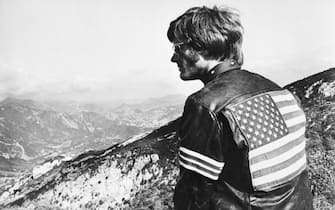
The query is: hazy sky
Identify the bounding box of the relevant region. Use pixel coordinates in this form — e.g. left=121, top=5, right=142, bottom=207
left=0, top=0, right=334, bottom=104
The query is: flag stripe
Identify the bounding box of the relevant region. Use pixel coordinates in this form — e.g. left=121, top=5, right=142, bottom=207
left=270, top=90, right=295, bottom=102
left=249, top=126, right=305, bottom=158
left=179, top=158, right=220, bottom=180
left=179, top=153, right=222, bottom=174
left=179, top=147, right=224, bottom=168
left=286, top=121, right=306, bottom=132
left=250, top=134, right=305, bottom=165
left=285, top=115, right=306, bottom=127
left=252, top=156, right=306, bottom=190
left=252, top=153, right=306, bottom=186
left=282, top=110, right=305, bottom=122
left=255, top=165, right=306, bottom=191
left=278, top=104, right=301, bottom=115
left=275, top=99, right=297, bottom=109
left=251, top=145, right=305, bottom=176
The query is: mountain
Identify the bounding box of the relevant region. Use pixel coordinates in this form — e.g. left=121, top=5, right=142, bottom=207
left=0, top=94, right=185, bottom=177
left=1, top=69, right=335, bottom=209
left=0, top=95, right=184, bottom=177
left=108, top=94, right=185, bottom=128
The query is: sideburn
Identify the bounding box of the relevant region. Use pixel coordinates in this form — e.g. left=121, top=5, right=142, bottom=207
left=185, top=49, right=201, bottom=65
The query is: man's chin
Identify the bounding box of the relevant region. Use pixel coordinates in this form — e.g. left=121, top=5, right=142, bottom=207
left=179, top=73, right=194, bottom=81
left=179, top=73, right=188, bottom=80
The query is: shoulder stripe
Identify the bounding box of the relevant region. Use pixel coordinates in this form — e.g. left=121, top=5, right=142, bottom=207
left=179, top=147, right=224, bottom=168
left=179, top=153, right=222, bottom=174
left=179, top=150, right=222, bottom=171
left=179, top=159, right=220, bottom=180
left=178, top=147, right=224, bottom=180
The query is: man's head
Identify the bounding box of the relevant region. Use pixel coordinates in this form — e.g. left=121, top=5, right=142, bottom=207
left=168, top=6, right=244, bottom=81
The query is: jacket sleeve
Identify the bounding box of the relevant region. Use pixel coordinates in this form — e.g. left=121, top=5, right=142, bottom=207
left=178, top=97, right=226, bottom=180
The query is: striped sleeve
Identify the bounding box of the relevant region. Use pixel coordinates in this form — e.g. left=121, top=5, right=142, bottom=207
left=178, top=98, right=225, bottom=180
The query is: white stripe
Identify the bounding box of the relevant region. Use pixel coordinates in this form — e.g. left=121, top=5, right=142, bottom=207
left=179, top=160, right=219, bottom=180
left=278, top=104, right=301, bottom=115
left=252, top=154, right=306, bottom=186
left=179, top=147, right=224, bottom=168
left=285, top=115, right=306, bottom=127
left=249, top=127, right=305, bottom=158
left=179, top=153, right=222, bottom=174
left=271, top=92, right=295, bottom=102
left=250, top=140, right=305, bottom=172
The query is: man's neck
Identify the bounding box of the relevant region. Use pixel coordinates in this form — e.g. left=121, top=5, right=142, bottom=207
left=201, top=58, right=241, bottom=84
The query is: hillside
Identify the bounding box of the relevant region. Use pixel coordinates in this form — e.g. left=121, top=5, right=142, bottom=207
left=284, top=68, right=335, bottom=209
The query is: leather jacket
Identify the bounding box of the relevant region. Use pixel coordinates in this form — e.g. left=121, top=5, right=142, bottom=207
left=174, top=64, right=313, bottom=210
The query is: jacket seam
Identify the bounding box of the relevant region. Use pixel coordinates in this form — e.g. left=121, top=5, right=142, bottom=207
left=188, top=96, right=223, bottom=132
left=219, top=87, right=282, bottom=111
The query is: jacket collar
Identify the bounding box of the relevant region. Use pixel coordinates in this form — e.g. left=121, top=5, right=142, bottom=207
left=202, top=59, right=242, bottom=84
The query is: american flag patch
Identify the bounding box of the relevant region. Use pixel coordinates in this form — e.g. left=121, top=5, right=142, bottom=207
left=229, top=89, right=307, bottom=191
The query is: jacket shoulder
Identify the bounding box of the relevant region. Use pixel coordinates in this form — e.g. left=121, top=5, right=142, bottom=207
left=190, top=70, right=283, bottom=113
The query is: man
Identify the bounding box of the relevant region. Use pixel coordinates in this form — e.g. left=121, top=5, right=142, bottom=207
left=167, top=6, right=313, bottom=210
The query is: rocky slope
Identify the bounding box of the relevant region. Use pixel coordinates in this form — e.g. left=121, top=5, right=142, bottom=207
left=0, top=119, right=180, bottom=209
left=1, top=68, right=335, bottom=209
left=284, top=68, right=335, bottom=209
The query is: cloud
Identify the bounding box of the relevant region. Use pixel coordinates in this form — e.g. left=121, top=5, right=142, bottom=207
left=0, top=61, right=191, bottom=104
left=0, top=62, right=38, bottom=100
left=0, top=62, right=97, bottom=102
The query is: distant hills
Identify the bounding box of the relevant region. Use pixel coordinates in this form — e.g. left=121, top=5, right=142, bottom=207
left=0, top=95, right=185, bottom=176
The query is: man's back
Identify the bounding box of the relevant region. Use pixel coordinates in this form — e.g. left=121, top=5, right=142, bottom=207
left=175, top=68, right=313, bottom=209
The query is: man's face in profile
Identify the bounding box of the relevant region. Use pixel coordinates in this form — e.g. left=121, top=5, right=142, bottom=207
left=171, top=43, right=204, bottom=81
